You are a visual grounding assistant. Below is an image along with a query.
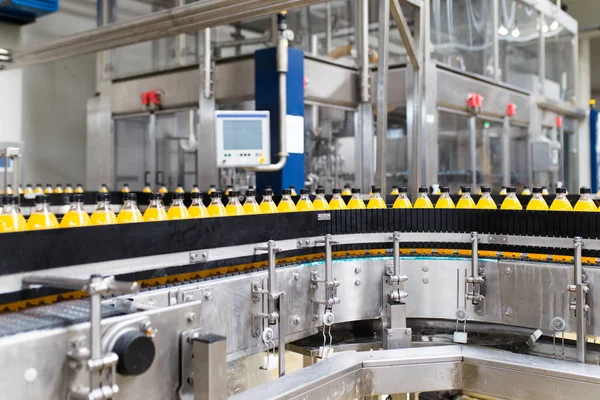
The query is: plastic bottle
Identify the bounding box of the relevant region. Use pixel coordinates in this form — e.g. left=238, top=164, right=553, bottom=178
left=90, top=193, right=118, bottom=225
left=121, top=183, right=131, bottom=193
left=435, top=187, right=455, bottom=209
left=168, top=192, right=191, bottom=220
left=413, top=187, right=433, bottom=209
left=60, top=194, right=91, bottom=228
left=75, top=184, right=84, bottom=194
left=499, top=186, right=507, bottom=196
left=242, top=189, right=261, bottom=215
left=0, top=196, right=27, bottom=232
left=44, top=184, right=53, bottom=194
left=296, top=189, right=314, bottom=211
left=456, top=187, right=476, bottom=209
left=347, top=188, right=367, bottom=209
left=99, top=183, right=109, bottom=193
left=206, top=191, right=227, bottom=217
left=17, top=185, right=24, bottom=195
left=476, top=186, right=497, bottom=209
left=24, top=184, right=33, bottom=195
left=477, top=186, right=483, bottom=195
left=5, top=184, right=13, bottom=195
left=34, top=184, right=44, bottom=194
left=369, top=185, right=375, bottom=195
left=329, top=188, right=346, bottom=210
left=142, top=183, right=152, bottom=193
left=457, top=187, right=463, bottom=195
left=175, top=185, right=185, bottom=194
left=500, top=187, right=523, bottom=210
left=278, top=189, right=297, bottom=212
left=392, top=187, right=412, bottom=208
left=550, top=187, right=573, bottom=211
left=367, top=187, right=387, bottom=209
left=542, top=186, right=550, bottom=196
left=64, top=184, right=74, bottom=194
left=117, top=193, right=144, bottom=223
left=52, top=184, right=63, bottom=194
left=342, top=184, right=352, bottom=196
left=224, top=185, right=233, bottom=196
left=521, top=186, right=532, bottom=196
left=526, top=187, right=549, bottom=211
left=187, top=192, right=208, bottom=218
left=191, top=184, right=201, bottom=194
left=574, top=187, right=597, bottom=212
left=27, top=195, right=59, bottom=230
left=158, top=183, right=168, bottom=195
left=390, top=186, right=399, bottom=195
left=260, top=188, right=278, bottom=214
left=144, top=192, right=168, bottom=221
left=313, top=187, right=330, bottom=210
left=226, top=191, right=246, bottom=216
left=289, top=185, right=297, bottom=196
left=207, top=185, right=217, bottom=195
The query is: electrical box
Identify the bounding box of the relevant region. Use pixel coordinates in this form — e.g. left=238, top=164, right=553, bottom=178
left=215, top=111, right=271, bottom=168
left=532, top=138, right=560, bottom=173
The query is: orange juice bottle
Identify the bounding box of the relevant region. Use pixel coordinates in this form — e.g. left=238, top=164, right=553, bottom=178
left=260, top=188, right=278, bottom=214
left=34, top=183, right=44, bottom=194
left=5, top=184, right=13, bottom=195
left=75, top=184, right=84, bottom=194
left=53, top=184, right=63, bottom=194
left=60, top=194, right=91, bottom=228
left=392, top=187, right=412, bottom=208
left=90, top=193, right=118, bottom=225
left=542, top=186, right=550, bottom=196
left=207, top=191, right=227, bottom=217
left=476, top=186, right=497, bottom=209
left=574, top=187, right=597, bottom=212
left=296, top=188, right=314, bottom=211
left=499, top=186, right=507, bottom=195
left=526, top=187, right=549, bottom=211
left=175, top=184, right=185, bottom=194
left=289, top=185, right=298, bottom=196
left=142, top=183, right=152, bottom=193
left=435, top=187, right=455, bottom=208
left=207, top=184, right=217, bottom=195
left=369, top=185, right=375, bottom=195
left=144, top=192, right=168, bottom=221
left=367, top=187, right=386, bottom=209
left=0, top=196, right=27, bottom=232
left=191, top=184, right=201, bottom=194
left=329, top=188, right=347, bottom=210
left=158, top=183, right=168, bottom=195
left=99, top=183, right=109, bottom=193
left=188, top=192, right=208, bottom=218
left=117, top=193, right=144, bottom=223
left=224, top=185, right=233, bottom=196
left=243, top=189, right=261, bottom=215
left=550, top=187, right=573, bottom=211
left=521, top=186, right=532, bottom=196
left=390, top=186, right=399, bottom=195
left=43, top=184, right=53, bottom=194
left=64, top=184, right=74, bottom=194
left=121, top=183, right=131, bottom=193
left=347, top=188, right=366, bottom=209
left=27, top=195, right=59, bottom=230
left=456, top=187, right=475, bottom=209
left=168, top=192, right=190, bottom=220
left=342, top=184, right=352, bottom=196
left=313, top=188, right=330, bottom=210
left=413, top=187, right=433, bottom=209
left=24, top=184, right=34, bottom=195
left=500, top=187, right=523, bottom=210
left=226, top=191, right=246, bottom=216
left=278, top=189, right=297, bottom=212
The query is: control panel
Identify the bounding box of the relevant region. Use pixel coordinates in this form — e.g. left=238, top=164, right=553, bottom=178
left=215, top=111, right=271, bottom=168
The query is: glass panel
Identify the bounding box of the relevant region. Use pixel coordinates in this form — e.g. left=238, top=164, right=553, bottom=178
left=431, top=0, right=495, bottom=77
left=114, top=117, right=148, bottom=191
left=544, top=18, right=576, bottom=102
left=477, top=119, right=503, bottom=190
left=498, top=1, right=540, bottom=91
left=386, top=107, right=408, bottom=191
left=438, top=112, right=470, bottom=192
left=509, top=125, right=528, bottom=191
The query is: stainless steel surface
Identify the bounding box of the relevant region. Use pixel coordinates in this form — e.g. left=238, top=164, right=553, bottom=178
left=502, top=115, right=511, bottom=187
left=5, top=0, right=331, bottom=69
left=357, top=0, right=370, bottom=104
left=192, top=334, right=227, bottom=400
left=572, top=237, right=587, bottom=363
left=468, top=116, right=477, bottom=192
left=390, top=0, right=419, bottom=71
left=375, top=0, right=390, bottom=193
left=198, top=28, right=218, bottom=189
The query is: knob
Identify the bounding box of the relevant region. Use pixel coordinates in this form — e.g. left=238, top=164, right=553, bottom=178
left=112, top=330, right=155, bottom=376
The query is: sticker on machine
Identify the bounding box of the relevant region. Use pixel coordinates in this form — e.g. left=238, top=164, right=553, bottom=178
left=286, top=115, right=305, bottom=154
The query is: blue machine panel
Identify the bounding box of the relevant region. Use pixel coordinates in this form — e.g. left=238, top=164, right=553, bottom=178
left=0, top=0, right=58, bottom=24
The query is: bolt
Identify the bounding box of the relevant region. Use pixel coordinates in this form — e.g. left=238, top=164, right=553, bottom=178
left=204, top=291, right=212, bottom=301
left=504, top=307, right=513, bottom=317
left=355, top=267, right=362, bottom=274
left=305, top=240, right=309, bottom=245
left=504, top=267, right=512, bottom=275
left=184, top=294, right=194, bottom=302
left=476, top=307, right=485, bottom=316
left=422, top=266, right=429, bottom=272
left=292, top=315, right=301, bottom=325
left=313, top=313, right=320, bottom=322
left=478, top=268, right=484, bottom=274
left=355, top=279, right=361, bottom=286
left=253, top=327, right=261, bottom=337
left=422, top=278, right=429, bottom=284
left=190, top=253, right=198, bottom=260
left=297, top=240, right=302, bottom=246
left=293, top=273, right=300, bottom=281
left=201, top=252, right=208, bottom=260
left=386, top=328, right=394, bottom=337
left=405, top=328, right=412, bottom=336
left=186, top=312, right=197, bottom=323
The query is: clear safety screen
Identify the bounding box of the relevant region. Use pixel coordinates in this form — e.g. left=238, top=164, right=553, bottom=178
left=222, top=120, right=263, bottom=150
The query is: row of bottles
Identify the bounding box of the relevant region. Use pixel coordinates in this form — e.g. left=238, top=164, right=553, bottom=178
left=1, top=183, right=85, bottom=195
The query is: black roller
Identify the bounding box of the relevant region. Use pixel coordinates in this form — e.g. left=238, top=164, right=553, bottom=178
left=113, top=331, right=156, bottom=376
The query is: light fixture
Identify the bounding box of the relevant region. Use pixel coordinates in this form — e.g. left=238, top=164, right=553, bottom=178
left=498, top=25, right=509, bottom=36
left=550, top=20, right=559, bottom=30
left=542, top=24, right=549, bottom=33
left=511, top=27, right=520, bottom=38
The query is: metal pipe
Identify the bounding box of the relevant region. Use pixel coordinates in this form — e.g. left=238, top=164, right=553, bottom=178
left=90, top=283, right=102, bottom=360
left=324, top=234, right=332, bottom=285
left=573, top=237, right=586, bottom=363
left=4, top=0, right=330, bottom=69
left=204, top=28, right=212, bottom=99
left=390, top=0, right=420, bottom=71
left=375, top=0, right=390, bottom=193
left=471, top=232, right=479, bottom=284
left=393, top=231, right=400, bottom=277
left=359, top=0, right=370, bottom=103
left=468, top=116, right=477, bottom=193
left=502, top=116, right=511, bottom=187
left=492, top=0, right=499, bottom=81
left=278, top=291, right=286, bottom=377
left=267, top=240, right=276, bottom=295
left=325, top=2, right=332, bottom=54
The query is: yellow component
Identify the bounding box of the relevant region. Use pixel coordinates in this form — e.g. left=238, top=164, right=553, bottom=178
left=242, top=194, right=261, bottom=215
left=328, top=196, right=346, bottom=210
left=90, top=210, right=118, bottom=225
left=225, top=196, right=246, bottom=216
left=207, top=186, right=217, bottom=195
left=27, top=211, right=59, bottom=230
left=53, top=185, right=63, bottom=194
left=313, top=194, right=331, bottom=210
left=527, top=253, right=549, bottom=261
left=175, top=186, right=185, bottom=194
left=75, top=184, right=84, bottom=194
left=142, top=185, right=152, bottom=193
left=526, top=192, right=549, bottom=211
left=24, top=185, right=34, bottom=195
left=367, top=190, right=386, bottom=209
left=342, top=187, right=352, bottom=196
left=168, top=204, right=191, bottom=220
left=542, top=187, right=550, bottom=196
left=499, top=187, right=507, bottom=195
left=34, top=185, right=44, bottom=194
left=392, top=193, right=412, bottom=208
left=277, top=194, right=297, bottom=213
left=43, top=185, right=53, bottom=194
left=500, top=191, right=523, bottom=210
left=144, top=207, right=168, bottom=221
left=64, top=185, right=74, bottom=194
left=551, top=255, right=574, bottom=263
left=296, top=197, right=314, bottom=212
left=0, top=209, right=27, bottom=233
left=521, top=187, right=532, bottom=196
left=390, top=187, right=399, bottom=195
left=99, top=184, right=109, bottom=193
left=60, top=204, right=90, bottom=228
left=347, top=196, right=366, bottom=209
left=260, top=198, right=278, bottom=214
left=117, top=209, right=144, bottom=224
left=437, top=249, right=455, bottom=256
left=121, top=185, right=131, bottom=193
left=289, top=187, right=297, bottom=196
left=456, top=193, right=475, bottom=209
left=435, top=192, right=455, bottom=209
left=191, top=185, right=201, bottom=194
left=479, top=250, right=498, bottom=258
left=501, top=251, right=522, bottom=259
left=550, top=198, right=572, bottom=211
left=17, top=185, right=24, bottom=195
left=4, top=185, right=13, bottom=195
left=207, top=199, right=227, bottom=217
left=574, top=190, right=597, bottom=212
left=414, top=248, right=433, bottom=255
left=414, top=190, right=433, bottom=208
left=158, top=185, right=168, bottom=195
left=591, top=99, right=596, bottom=106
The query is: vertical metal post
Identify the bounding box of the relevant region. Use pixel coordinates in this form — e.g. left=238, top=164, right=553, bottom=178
left=175, top=0, right=188, bottom=66
left=502, top=116, right=511, bottom=187
left=392, top=231, right=400, bottom=278
left=278, top=291, right=286, bottom=377
left=325, top=2, right=332, bottom=54
left=192, top=334, right=227, bottom=400
left=375, top=0, right=390, bottom=194
left=3, top=153, right=7, bottom=196
left=267, top=240, right=277, bottom=301
left=148, top=113, right=157, bottom=190
left=492, top=0, right=500, bottom=81
left=538, top=14, right=546, bottom=95
left=558, top=125, right=565, bottom=185
left=573, top=237, right=586, bottom=363
left=324, top=234, right=333, bottom=289
left=468, top=116, right=477, bottom=193
left=89, top=275, right=102, bottom=361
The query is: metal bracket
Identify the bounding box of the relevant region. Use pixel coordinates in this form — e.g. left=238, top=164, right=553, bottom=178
left=317, top=213, right=331, bottom=221
left=296, top=238, right=316, bottom=249
left=178, top=328, right=204, bottom=399
left=568, top=237, right=589, bottom=363
left=189, top=250, right=209, bottom=264
left=488, top=235, right=508, bottom=244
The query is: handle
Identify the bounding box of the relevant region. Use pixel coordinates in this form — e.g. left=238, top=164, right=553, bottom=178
left=156, top=171, right=164, bottom=185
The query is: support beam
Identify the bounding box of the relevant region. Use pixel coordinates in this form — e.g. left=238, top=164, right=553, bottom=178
left=390, top=0, right=419, bottom=71
left=375, top=0, right=390, bottom=194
